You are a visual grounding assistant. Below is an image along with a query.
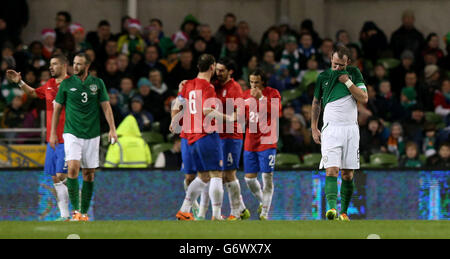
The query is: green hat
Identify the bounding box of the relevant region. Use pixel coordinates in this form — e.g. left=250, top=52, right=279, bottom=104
left=137, top=77, right=151, bottom=89
left=182, top=14, right=199, bottom=26
left=285, top=35, right=297, bottom=44
left=401, top=87, right=417, bottom=101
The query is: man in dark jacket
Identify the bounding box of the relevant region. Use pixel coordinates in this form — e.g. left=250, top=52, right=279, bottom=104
left=390, top=10, right=425, bottom=60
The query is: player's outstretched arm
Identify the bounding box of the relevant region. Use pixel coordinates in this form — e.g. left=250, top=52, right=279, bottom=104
left=311, top=97, right=322, bottom=144
left=49, top=103, right=63, bottom=149
left=6, top=70, right=38, bottom=98
left=101, top=101, right=118, bottom=144
left=338, top=74, right=368, bottom=104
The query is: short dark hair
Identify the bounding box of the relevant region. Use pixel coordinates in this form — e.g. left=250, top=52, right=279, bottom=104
left=51, top=54, right=68, bottom=65
left=98, top=20, right=110, bottom=27
left=224, top=13, right=236, bottom=20
left=217, top=57, right=236, bottom=73
left=57, top=11, right=72, bottom=23
left=150, top=18, right=163, bottom=27
left=249, top=68, right=267, bottom=85
left=75, top=52, right=91, bottom=65
left=332, top=45, right=352, bottom=60
left=197, top=54, right=215, bottom=72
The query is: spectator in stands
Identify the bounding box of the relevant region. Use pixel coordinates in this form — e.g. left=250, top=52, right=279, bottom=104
left=433, top=79, right=450, bottom=124
left=403, top=104, right=426, bottom=148
left=117, top=53, right=133, bottom=78
left=317, top=38, right=333, bottom=70
left=134, top=45, right=168, bottom=82
left=100, top=88, right=124, bottom=133
left=360, top=117, right=387, bottom=161
left=259, top=26, right=283, bottom=62
left=148, top=69, right=171, bottom=121
left=116, top=15, right=131, bottom=39
left=297, top=33, right=316, bottom=62
left=215, top=13, right=237, bottom=45
left=191, top=36, right=207, bottom=65
left=368, top=63, right=389, bottom=91
left=154, top=135, right=182, bottom=169
left=176, top=14, right=200, bottom=45
left=144, top=24, right=174, bottom=59
left=390, top=50, right=417, bottom=97
left=399, top=141, right=423, bottom=168
left=300, top=104, right=312, bottom=129
left=237, top=78, right=248, bottom=91
left=167, top=48, right=197, bottom=90
left=375, top=80, right=405, bottom=121
left=198, top=24, right=221, bottom=59
left=86, top=20, right=114, bottom=64
left=27, top=41, right=46, bottom=71
left=118, top=77, right=136, bottom=115
left=117, top=18, right=146, bottom=57
left=386, top=122, right=406, bottom=158
left=296, top=56, right=322, bottom=93
left=100, top=57, right=122, bottom=90
left=159, top=47, right=179, bottom=73
left=359, top=21, right=388, bottom=63
left=421, top=64, right=441, bottom=111
left=137, top=77, right=152, bottom=112
left=280, top=35, right=302, bottom=79
left=335, top=29, right=350, bottom=47
left=422, top=122, right=437, bottom=158
left=237, top=21, right=259, bottom=62
left=390, top=10, right=425, bottom=59
left=220, top=35, right=245, bottom=72
left=260, top=50, right=277, bottom=78
left=439, top=32, right=450, bottom=71
left=70, top=23, right=91, bottom=53
left=97, top=39, right=118, bottom=70
left=280, top=114, right=311, bottom=155
left=347, top=43, right=368, bottom=77
left=400, top=87, right=417, bottom=112
left=241, top=55, right=258, bottom=84
left=422, top=33, right=444, bottom=63
left=54, top=11, right=75, bottom=54
left=299, top=19, right=322, bottom=49
left=41, top=29, right=56, bottom=60
left=171, top=30, right=188, bottom=51
left=1, top=96, right=25, bottom=143
left=426, top=142, right=450, bottom=168
left=130, top=95, right=153, bottom=132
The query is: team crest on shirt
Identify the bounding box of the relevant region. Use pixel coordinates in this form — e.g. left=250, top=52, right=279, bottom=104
left=322, top=155, right=328, bottom=163
left=89, top=84, right=98, bottom=94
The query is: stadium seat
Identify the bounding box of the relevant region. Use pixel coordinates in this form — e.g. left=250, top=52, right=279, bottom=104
left=419, top=154, right=427, bottom=164
left=275, top=153, right=301, bottom=168
left=151, top=143, right=173, bottom=163
left=281, top=88, right=303, bottom=106
left=303, top=153, right=322, bottom=167
left=425, top=112, right=445, bottom=129
left=370, top=153, right=398, bottom=168
left=142, top=131, right=164, bottom=145
left=377, top=58, right=400, bottom=70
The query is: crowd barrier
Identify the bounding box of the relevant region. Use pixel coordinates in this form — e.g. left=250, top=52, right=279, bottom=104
left=0, top=170, right=448, bottom=221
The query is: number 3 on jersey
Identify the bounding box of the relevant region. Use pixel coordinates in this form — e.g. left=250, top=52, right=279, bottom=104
left=81, top=92, right=88, bottom=103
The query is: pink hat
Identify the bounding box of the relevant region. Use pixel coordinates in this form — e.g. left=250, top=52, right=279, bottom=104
left=128, top=18, right=142, bottom=31
left=172, top=31, right=188, bottom=44
left=41, top=28, right=56, bottom=40
left=69, top=23, right=85, bottom=34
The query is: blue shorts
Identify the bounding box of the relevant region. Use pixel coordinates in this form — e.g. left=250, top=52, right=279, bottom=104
left=221, top=138, right=243, bottom=171
left=243, top=148, right=277, bottom=174
left=190, top=133, right=224, bottom=172
left=44, top=143, right=67, bottom=176
left=181, top=137, right=196, bottom=175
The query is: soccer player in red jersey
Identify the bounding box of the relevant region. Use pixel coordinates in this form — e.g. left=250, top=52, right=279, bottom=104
left=172, top=54, right=237, bottom=220
left=212, top=57, right=250, bottom=220
left=242, top=69, right=282, bottom=220
left=6, top=55, right=70, bottom=221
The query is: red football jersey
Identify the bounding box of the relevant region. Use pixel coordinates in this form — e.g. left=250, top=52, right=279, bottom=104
left=35, top=77, right=68, bottom=143
left=180, top=78, right=218, bottom=145
left=214, top=78, right=244, bottom=140
left=243, top=86, right=282, bottom=152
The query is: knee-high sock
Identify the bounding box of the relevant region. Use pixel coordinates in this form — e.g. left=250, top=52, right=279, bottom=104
left=180, top=177, right=207, bottom=213
left=245, top=177, right=263, bottom=204
left=184, top=179, right=200, bottom=211
left=54, top=182, right=69, bottom=218
left=340, top=179, right=354, bottom=214
left=66, top=177, right=80, bottom=212
left=325, top=176, right=338, bottom=210
left=209, top=177, right=223, bottom=219
left=225, top=180, right=243, bottom=217
left=198, top=182, right=210, bottom=218
left=80, top=181, right=94, bottom=214
left=261, top=173, right=274, bottom=217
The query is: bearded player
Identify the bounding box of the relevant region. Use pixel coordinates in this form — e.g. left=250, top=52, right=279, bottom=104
left=6, top=55, right=70, bottom=221
left=243, top=69, right=281, bottom=220
left=311, top=46, right=368, bottom=221
left=213, top=57, right=250, bottom=220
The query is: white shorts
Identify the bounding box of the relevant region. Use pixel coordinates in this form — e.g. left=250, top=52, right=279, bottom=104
left=63, top=133, right=100, bottom=169
left=319, top=123, right=360, bottom=170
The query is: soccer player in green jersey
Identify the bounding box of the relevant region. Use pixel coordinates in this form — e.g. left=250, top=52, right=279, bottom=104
left=49, top=52, right=118, bottom=221
left=311, top=46, right=368, bottom=221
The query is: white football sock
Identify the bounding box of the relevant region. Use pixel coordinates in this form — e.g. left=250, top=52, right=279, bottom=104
left=198, top=182, right=210, bottom=218
left=209, top=177, right=223, bottom=219
left=180, top=177, right=207, bottom=213
left=184, top=179, right=200, bottom=211
left=261, top=173, right=274, bottom=218
left=54, top=182, right=69, bottom=218
left=245, top=177, right=263, bottom=204
left=226, top=180, right=243, bottom=217
left=239, top=194, right=246, bottom=212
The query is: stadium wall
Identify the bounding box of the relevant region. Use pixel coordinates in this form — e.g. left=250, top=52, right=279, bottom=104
left=0, top=170, right=448, bottom=221
left=22, top=0, right=450, bottom=50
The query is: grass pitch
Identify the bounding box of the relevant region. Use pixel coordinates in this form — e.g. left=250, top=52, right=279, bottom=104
left=0, top=220, right=449, bottom=239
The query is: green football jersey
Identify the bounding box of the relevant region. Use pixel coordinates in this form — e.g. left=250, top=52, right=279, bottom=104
left=314, top=66, right=366, bottom=108
left=55, top=74, right=110, bottom=139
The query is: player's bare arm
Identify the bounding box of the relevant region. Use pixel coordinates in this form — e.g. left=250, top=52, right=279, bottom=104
left=311, top=97, right=322, bottom=144
left=204, top=107, right=237, bottom=122
left=49, top=102, right=63, bottom=149
left=338, top=74, right=368, bottom=104
left=6, top=70, right=38, bottom=98
left=101, top=101, right=118, bottom=143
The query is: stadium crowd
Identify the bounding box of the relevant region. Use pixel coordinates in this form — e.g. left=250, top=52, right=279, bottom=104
left=0, top=8, right=449, bottom=168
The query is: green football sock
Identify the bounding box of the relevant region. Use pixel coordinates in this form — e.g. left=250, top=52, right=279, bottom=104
left=325, top=176, right=338, bottom=210
left=340, top=179, right=354, bottom=214
left=66, top=177, right=80, bottom=212
left=80, top=181, right=94, bottom=214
